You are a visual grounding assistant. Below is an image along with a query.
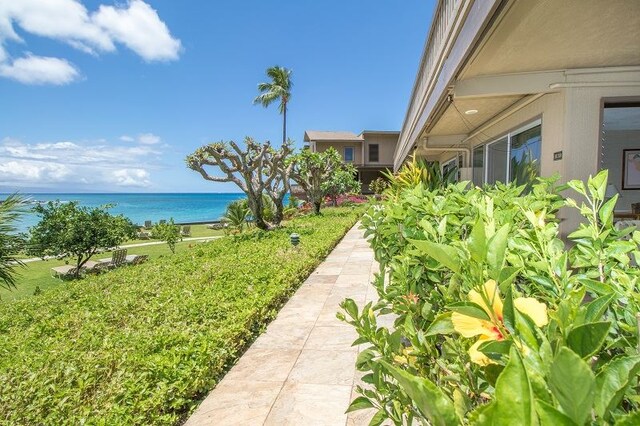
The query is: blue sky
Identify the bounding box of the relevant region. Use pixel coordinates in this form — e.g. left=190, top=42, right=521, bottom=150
left=0, top=0, right=434, bottom=193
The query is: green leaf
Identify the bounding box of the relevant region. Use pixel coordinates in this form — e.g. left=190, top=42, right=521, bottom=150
left=467, top=402, right=495, bottom=426
left=502, top=285, right=515, bottom=334
left=615, top=410, right=640, bottom=426
left=492, top=346, right=536, bottom=425
left=588, top=170, right=608, bottom=201
left=477, top=340, right=512, bottom=361
left=341, top=298, right=359, bottom=320
left=535, top=400, right=576, bottom=426
left=447, top=301, right=491, bottom=321
left=380, top=360, right=459, bottom=426
left=356, top=348, right=376, bottom=370
left=598, top=195, right=618, bottom=225
left=566, top=179, right=586, bottom=196
left=467, top=218, right=486, bottom=263
left=425, top=312, right=455, bottom=336
left=584, top=293, right=615, bottom=323
left=594, top=355, right=640, bottom=418
left=409, top=239, right=461, bottom=273
left=498, top=266, right=521, bottom=292
left=549, top=347, right=595, bottom=425
left=567, top=321, right=610, bottom=358
left=345, top=396, right=375, bottom=413
left=487, top=224, right=510, bottom=273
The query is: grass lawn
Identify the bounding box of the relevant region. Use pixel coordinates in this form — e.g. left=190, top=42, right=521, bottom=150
left=0, top=207, right=365, bottom=424
left=1, top=239, right=217, bottom=301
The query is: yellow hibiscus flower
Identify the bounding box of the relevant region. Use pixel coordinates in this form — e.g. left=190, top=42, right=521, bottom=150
left=451, top=280, right=548, bottom=366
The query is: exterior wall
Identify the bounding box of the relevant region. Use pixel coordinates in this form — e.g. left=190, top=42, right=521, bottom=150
left=602, top=130, right=640, bottom=211
left=362, top=133, right=397, bottom=166
left=314, top=141, right=363, bottom=165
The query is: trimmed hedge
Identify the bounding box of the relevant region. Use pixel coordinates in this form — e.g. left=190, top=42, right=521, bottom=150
left=0, top=207, right=363, bottom=425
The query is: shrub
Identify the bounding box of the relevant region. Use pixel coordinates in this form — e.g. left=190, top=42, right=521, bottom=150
left=341, top=171, right=640, bottom=424
left=28, top=201, right=136, bottom=278
left=369, top=177, right=389, bottom=195
left=151, top=218, right=182, bottom=253
left=0, top=207, right=364, bottom=424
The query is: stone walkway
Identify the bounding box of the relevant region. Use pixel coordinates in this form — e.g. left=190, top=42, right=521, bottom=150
left=186, top=224, right=379, bottom=426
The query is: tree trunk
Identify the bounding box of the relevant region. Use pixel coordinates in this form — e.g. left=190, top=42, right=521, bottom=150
left=274, top=199, right=284, bottom=225
left=313, top=200, right=322, bottom=215
left=282, top=103, right=287, bottom=145
left=248, top=193, right=269, bottom=230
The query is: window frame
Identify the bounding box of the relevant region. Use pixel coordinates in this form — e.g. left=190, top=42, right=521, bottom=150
left=472, top=118, right=542, bottom=185
left=344, top=146, right=355, bottom=163
left=368, top=144, right=379, bottom=163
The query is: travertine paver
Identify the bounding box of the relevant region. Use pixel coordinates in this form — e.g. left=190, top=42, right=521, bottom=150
left=186, top=224, right=380, bottom=426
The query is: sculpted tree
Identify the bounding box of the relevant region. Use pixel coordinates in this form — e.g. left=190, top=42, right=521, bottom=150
left=186, top=138, right=293, bottom=230
left=290, top=147, right=343, bottom=214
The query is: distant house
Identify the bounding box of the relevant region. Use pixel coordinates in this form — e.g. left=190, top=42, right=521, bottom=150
left=395, top=0, right=640, bottom=233
left=303, top=130, right=399, bottom=193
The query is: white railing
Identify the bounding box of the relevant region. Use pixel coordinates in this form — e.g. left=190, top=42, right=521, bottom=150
left=396, top=0, right=465, bottom=167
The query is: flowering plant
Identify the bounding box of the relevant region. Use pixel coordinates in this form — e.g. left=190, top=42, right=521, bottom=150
left=341, top=171, right=640, bottom=425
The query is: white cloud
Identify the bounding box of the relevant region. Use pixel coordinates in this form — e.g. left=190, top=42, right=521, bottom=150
left=0, top=54, right=80, bottom=85
left=0, top=160, right=72, bottom=182
left=111, top=168, right=150, bottom=187
left=119, top=133, right=161, bottom=145
left=93, top=0, right=181, bottom=62
left=0, top=136, right=163, bottom=189
left=0, top=0, right=181, bottom=85
left=137, top=133, right=160, bottom=145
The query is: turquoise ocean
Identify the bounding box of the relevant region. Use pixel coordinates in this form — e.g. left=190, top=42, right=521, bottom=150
left=8, top=193, right=247, bottom=232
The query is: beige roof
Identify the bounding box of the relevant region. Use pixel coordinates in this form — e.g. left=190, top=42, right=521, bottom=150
left=304, top=130, right=363, bottom=142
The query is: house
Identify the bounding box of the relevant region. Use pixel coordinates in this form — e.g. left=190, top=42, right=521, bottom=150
left=303, top=130, right=399, bottom=193
left=395, top=0, right=640, bottom=233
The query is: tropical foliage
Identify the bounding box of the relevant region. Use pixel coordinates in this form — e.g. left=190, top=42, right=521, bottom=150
left=289, top=147, right=344, bottom=214
left=254, top=65, right=293, bottom=144
left=321, top=162, right=361, bottom=206
left=0, top=194, right=26, bottom=290
left=151, top=218, right=182, bottom=253
left=186, top=138, right=293, bottom=230
left=28, top=201, right=135, bottom=278
left=384, top=154, right=457, bottom=193
left=221, top=199, right=251, bottom=233
left=370, top=177, right=390, bottom=196
left=0, top=207, right=363, bottom=424
left=341, top=170, right=640, bottom=425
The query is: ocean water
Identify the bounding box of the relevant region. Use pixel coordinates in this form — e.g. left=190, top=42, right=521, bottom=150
left=8, top=193, right=247, bottom=232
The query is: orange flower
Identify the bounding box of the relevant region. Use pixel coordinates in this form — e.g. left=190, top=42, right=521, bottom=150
left=451, top=280, right=548, bottom=365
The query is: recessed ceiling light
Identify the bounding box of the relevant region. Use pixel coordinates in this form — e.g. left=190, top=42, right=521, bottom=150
left=465, top=109, right=478, bottom=115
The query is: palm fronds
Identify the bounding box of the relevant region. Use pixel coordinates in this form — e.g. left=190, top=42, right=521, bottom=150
left=0, top=194, right=27, bottom=290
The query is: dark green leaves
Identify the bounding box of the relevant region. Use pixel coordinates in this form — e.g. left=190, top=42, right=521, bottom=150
left=381, top=361, right=459, bottom=426
left=447, top=301, right=490, bottom=321
left=492, top=346, right=536, bottom=425
left=409, top=239, right=461, bottom=273
left=566, top=321, right=610, bottom=358
left=594, top=356, right=640, bottom=418
left=549, top=347, right=595, bottom=425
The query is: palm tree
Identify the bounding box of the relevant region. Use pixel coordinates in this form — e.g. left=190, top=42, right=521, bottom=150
left=254, top=66, right=293, bottom=144
left=0, top=194, right=26, bottom=290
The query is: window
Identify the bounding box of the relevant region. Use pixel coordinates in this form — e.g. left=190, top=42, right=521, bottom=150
left=510, top=125, right=541, bottom=186
left=472, top=145, right=484, bottom=186
left=472, top=121, right=542, bottom=186
left=442, top=156, right=459, bottom=182
left=486, top=137, right=508, bottom=185
left=344, top=147, right=354, bottom=162
left=368, top=144, right=379, bottom=162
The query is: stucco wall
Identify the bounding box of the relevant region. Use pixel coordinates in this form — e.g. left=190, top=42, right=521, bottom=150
left=362, top=133, right=398, bottom=166
left=314, top=141, right=363, bottom=165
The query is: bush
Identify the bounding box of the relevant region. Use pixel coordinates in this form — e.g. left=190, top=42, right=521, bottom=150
left=151, top=218, right=182, bottom=253
left=342, top=171, right=640, bottom=424
left=0, top=207, right=364, bottom=424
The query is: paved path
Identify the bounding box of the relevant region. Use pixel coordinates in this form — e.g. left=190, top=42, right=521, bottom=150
left=18, top=236, right=222, bottom=264
left=186, top=224, right=381, bottom=426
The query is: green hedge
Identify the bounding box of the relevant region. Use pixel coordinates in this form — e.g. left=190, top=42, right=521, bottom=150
left=0, top=207, right=363, bottom=425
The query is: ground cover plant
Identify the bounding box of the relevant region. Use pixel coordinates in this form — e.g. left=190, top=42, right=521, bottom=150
left=0, top=206, right=364, bottom=424
left=342, top=170, right=640, bottom=424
